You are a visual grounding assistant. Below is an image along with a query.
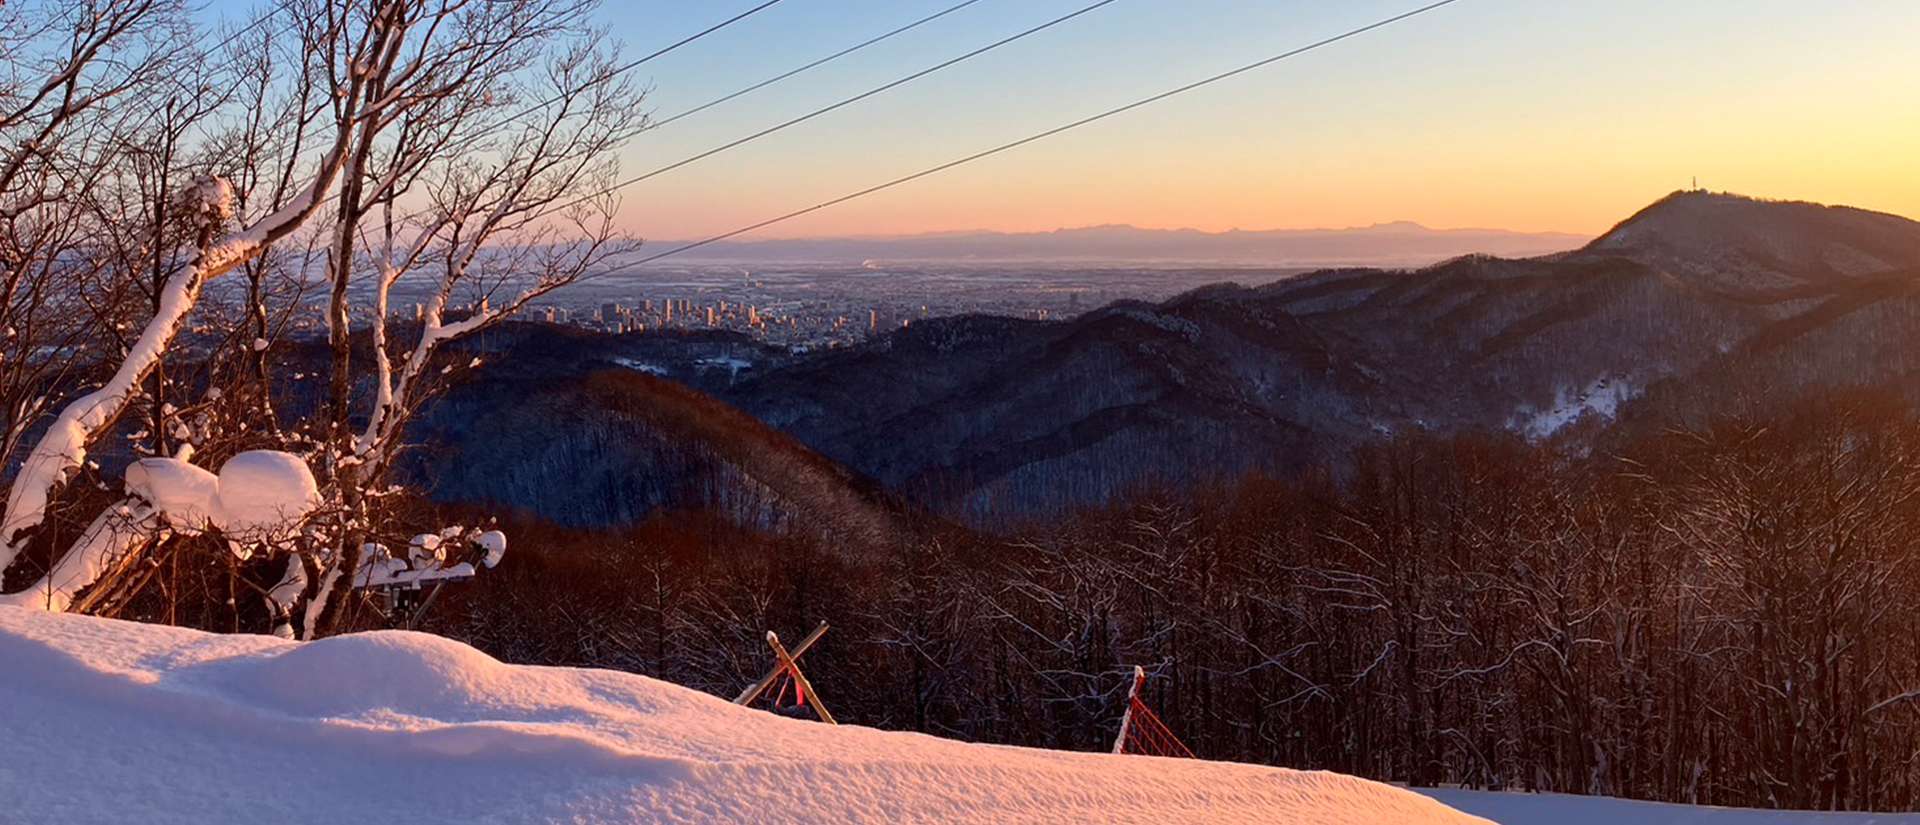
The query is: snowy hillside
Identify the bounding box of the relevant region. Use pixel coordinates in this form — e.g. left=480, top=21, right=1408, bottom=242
left=0, top=607, right=1487, bottom=825
left=1422, top=789, right=1920, bottom=825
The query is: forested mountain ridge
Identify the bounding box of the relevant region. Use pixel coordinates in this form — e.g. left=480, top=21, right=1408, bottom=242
left=399, top=196, right=1920, bottom=812
left=424, top=191, right=1920, bottom=524
left=727, top=191, right=1920, bottom=518
left=409, top=343, right=925, bottom=549
left=1588, top=190, right=1920, bottom=291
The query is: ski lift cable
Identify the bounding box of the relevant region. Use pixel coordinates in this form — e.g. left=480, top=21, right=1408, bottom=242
left=650, top=0, right=994, bottom=131
left=591, top=0, right=1129, bottom=195
left=597, top=0, right=1467, bottom=272
left=481, top=0, right=798, bottom=130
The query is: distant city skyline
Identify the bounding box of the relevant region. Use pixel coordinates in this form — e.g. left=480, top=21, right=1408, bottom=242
left=650, top=217, right=1594, bottom=242
left=205, top=0, right=1920, bottom=241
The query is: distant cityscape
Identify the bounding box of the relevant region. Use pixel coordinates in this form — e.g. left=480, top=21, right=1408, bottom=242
left=520, top=293, right=989, bottom=350
left=473, top=264, right=1309, bottom=349
left=241, top=226, right=1580, bottom=350
left=234, top=264, right=1311, bottom=351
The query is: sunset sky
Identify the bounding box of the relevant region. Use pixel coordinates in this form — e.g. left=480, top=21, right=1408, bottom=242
left=200, top=0, right=1919, bottom=241
left=595, top=0, right=1918, bottom=241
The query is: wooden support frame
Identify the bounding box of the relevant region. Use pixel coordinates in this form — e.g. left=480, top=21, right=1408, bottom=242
left=732, top=620, right=836, bottom=725
left=734, top=620, right=828, bottom=705
left=1113, top=665, right=1145, bottom=754
left=768, top=630, right=836, bottom=725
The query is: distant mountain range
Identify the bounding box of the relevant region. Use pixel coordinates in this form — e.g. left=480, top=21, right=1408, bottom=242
left=646, top=222, right=1589, bottom=267
left=422, top=191, right=1920, bottom=526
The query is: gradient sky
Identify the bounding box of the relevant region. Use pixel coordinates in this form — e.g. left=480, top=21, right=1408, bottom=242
left=215, top=0, right=1920, bottom=240
left=592, top=0, right=1918, bottom=241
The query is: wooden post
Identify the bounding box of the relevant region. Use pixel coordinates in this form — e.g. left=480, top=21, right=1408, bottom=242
left=734, top=620, right=828, bottom=706
left=1113, top=665, right=1145, bottom=754
left=768, top=630, right=836, bottom=725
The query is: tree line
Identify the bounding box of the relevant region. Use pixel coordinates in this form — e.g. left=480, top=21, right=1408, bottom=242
left=433, top=388, right=1920, bottom=812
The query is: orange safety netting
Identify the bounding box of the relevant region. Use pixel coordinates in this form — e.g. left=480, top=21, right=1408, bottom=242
left=767, top=665, right=806, bottom=708
left=1116, top=669, right=1195, bottom=759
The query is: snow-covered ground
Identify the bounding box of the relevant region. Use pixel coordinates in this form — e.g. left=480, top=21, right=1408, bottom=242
left=1419, top=788, right=1920, bottom=824
left=1509, top=376, right=1638, bottom=441
left=9, top=607, right=1911, bottom=825
left=612, top=356, right=669, bottom=376
left=0, top=607, right=1488, bottom=825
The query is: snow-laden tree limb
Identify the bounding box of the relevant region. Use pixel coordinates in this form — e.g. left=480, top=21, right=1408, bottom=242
left=0, top=499, right=157, bottom=612
left=0, top=147, right=346, bottom=585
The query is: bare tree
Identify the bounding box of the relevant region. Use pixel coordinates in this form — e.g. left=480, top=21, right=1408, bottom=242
left=0, top=0, right=643, bottom=638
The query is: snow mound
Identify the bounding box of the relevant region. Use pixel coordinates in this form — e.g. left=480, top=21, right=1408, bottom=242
left=0, top=608, right=1489, bottom=825
left=198, top=631, right=519, bottom=719
left=124, top=458, right=220, bottom=533
left=1421, top=788, right=1920, bottom=824
left=121, top=451, right=322, bottom=547
left=210, top=450, right=321, bottom=539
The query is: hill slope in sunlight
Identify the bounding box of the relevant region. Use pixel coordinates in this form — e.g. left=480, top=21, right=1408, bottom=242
left=0, top=606, right=1488, bottom=825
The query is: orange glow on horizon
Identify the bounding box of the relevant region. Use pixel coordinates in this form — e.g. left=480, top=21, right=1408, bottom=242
left=611, top=0, right=1920, bottom=243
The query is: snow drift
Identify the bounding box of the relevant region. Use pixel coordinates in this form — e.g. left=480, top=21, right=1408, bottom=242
left=1420, top=788, right=1920, bottom=825
left=0, top=607, right=1489, bottom=825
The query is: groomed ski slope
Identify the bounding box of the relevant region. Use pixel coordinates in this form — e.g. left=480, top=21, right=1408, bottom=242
left=0, top=607, right=1488, bottom=825
left=1422, top=789, right=1920, bottom=825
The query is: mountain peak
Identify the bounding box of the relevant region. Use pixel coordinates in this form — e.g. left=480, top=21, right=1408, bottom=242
left=1593, top=191, right=1916, bottom=249
left=1591, top=190, right=1753, bottom=242
left=1586, top=191, right=1920, bottom=284
left=1360, top=220, right=1430, bottom=232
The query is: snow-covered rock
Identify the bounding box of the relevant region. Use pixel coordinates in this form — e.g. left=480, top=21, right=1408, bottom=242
left=0, top=607, right=1489, bottom=825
